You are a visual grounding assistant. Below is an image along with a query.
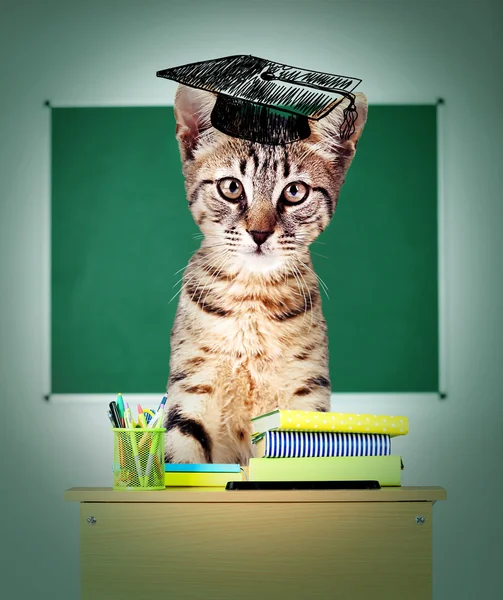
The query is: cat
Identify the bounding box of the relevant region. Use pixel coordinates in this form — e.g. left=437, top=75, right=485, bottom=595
left=163, top=84, right=367, bottom=465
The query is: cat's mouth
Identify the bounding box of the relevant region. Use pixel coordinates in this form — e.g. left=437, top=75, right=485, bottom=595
left=237, top=246, right=283, bottom=273
left=240, top=245, right=269, bottom=257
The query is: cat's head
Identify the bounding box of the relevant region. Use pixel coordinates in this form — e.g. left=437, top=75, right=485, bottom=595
left=174, top=84, right=367, bottom=275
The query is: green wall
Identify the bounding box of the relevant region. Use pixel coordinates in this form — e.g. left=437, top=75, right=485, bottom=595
left=51, top=105, right=438, bottom=393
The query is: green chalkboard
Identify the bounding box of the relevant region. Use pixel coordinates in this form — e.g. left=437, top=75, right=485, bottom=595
left=51, top=105, right=438, bottom=394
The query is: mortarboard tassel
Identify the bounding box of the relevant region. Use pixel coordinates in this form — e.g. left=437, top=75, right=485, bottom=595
left=339, top=92, right=358, bottom=141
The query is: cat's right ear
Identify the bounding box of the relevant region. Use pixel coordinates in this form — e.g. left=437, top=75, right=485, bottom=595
left=174, top=84, right=217, bottom=162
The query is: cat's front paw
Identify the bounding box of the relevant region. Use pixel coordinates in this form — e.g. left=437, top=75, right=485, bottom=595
left=164, top=428, right=211, bottom=464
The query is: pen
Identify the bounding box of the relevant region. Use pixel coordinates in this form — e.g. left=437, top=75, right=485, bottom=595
left=148, top=395, right=166, bottom=427
left=154, top=455, right=163, bottom=480
left=155, top=395, right=167, bottom=413
left=117, top=393, right=125, bottom=427
left=109, top=401, right=121, bottom=428
left=118, top=435, right=126, bottom=468
left=144, top=432, right=160, bottom=483
left=148, top=396, right=167, bottom=428
left=139, top=398, right=166, bottom=452
left=156, top=402, right=166, bottom=430
left=137, top=404, right=147, bottom=429
left=124, top=402, right=134, bottom=429
left=107, top=410, right=116, bottom=427
left=148, top=410, right=163, bottom=429
left=124, top=402, right=144, bottom=485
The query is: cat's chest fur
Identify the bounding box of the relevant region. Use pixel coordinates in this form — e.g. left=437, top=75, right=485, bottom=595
left=210, top=301, right=287, bottom=359
left=184, top=275, right=312, bottom=361
left=180, top=285, right=324, bottom=419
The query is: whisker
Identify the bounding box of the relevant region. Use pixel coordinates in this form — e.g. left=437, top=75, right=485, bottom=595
left=199, top=251, right=232, bottom=306
left=169, top=260, right=213, bottom=304
left=294, top=264, right=314, bottom=330
left=169, top=249, right=228, bottom=303
left=298, top=258, right=330, bottom=300
left=288, top=270, right=305, bottom=301
left=189, top=253, right=228, bottom=305
left=290, top=265, right=307, bottom=322
left=172, top=247, right=226, bottom=283
left=310, top=251, right=328, bottom=260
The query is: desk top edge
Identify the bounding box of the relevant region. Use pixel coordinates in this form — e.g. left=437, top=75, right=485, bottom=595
left=64, top=485, right=446, bottom=503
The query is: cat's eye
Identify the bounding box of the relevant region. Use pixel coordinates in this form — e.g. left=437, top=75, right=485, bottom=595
left=217, top=178, right=244, bottom=202
left=281, top=182, right=309, bottom=205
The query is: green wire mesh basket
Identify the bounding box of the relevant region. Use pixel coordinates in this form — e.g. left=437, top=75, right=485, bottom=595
left=113, top=428, right=165, bottom=490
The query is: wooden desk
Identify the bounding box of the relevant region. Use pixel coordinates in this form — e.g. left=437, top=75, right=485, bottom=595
left=65, top=486, right=446, bottom=600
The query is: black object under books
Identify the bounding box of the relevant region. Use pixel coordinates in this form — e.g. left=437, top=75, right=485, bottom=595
left=225, top=480, right=381, bottom=491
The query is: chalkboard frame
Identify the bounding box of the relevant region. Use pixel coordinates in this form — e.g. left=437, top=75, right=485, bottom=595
left=49, top=103, right=442, bottom=397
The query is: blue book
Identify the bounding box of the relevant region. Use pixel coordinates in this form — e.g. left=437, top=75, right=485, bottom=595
left=164, top=463, right=241, bottom=473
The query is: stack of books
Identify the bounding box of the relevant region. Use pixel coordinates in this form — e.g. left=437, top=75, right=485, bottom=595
left=249, top=409, right=409, bottom=486
left=164, top=463, right=244, bottom=487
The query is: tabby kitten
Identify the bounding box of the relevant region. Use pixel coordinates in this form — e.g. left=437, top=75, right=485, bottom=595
left=163, top=84, right=367, bottom=465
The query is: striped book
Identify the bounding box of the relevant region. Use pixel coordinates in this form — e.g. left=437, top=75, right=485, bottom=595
left=253, top=431, right=391, bottom=458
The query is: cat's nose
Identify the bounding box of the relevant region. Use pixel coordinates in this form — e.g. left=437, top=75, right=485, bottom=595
left=247, top=230, right=273, bottom=247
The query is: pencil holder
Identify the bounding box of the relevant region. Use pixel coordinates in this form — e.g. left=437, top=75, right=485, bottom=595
left=112, top=428, right=165, bottom=490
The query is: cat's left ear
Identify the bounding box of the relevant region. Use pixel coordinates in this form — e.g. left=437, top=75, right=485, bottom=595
left=310, top=92, right=368, bottom=156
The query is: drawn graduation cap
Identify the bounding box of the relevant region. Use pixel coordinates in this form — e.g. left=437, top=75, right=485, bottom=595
left=156, top=55, right=362, bottom=145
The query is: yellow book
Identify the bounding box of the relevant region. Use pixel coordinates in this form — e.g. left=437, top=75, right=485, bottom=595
left=251, top=409, right=408, bottom=437
left=165, top=471, right=243, bottom=487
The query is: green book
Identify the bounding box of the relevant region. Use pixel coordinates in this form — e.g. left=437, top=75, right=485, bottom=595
left=248, top=455, right=403, bottom=487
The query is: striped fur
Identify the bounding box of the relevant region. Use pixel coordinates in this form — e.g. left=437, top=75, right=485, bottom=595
left=163, top=85, right=368, bottom=465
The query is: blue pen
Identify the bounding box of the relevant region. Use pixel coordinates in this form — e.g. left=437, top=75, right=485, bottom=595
left=155, top=395, right=167, bottom=413
left=148, top=396, right=167, bottom=428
